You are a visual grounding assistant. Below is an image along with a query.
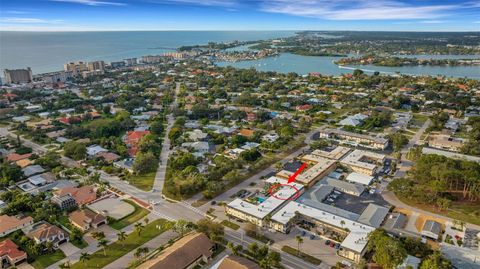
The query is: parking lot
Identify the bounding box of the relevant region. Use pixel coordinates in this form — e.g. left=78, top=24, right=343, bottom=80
left=328, top=192, right=390, bottom=214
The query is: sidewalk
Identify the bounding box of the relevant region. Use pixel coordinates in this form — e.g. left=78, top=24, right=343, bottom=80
left=103, top=230, right=178, bottom=269
left=47, top=214, right=155, bottom=269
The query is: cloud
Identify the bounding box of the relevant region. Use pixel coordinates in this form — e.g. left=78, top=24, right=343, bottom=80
left=0, top=17, right=64, bottom=24
left=51, top=0, right=126, bottom=6
left=419, top=20, right=448, bottom=24
left=260, top=0, right=460, bottom=20
left=146, top=0, right=238, bottom=8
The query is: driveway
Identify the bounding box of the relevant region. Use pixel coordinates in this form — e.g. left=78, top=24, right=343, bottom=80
left=59, top=242, right=80, bottom=256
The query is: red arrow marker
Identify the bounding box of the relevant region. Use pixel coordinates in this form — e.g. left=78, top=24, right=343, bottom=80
left=288, top=163, right=308, bottom=184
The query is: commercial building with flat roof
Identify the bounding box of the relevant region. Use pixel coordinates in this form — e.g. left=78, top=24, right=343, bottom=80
left=307, top=146, right=351, bottom=160
left=4, top=68, right=32, bottom=84
left=269, top=201, right=375, bottom=262
left=319, top=128, right=388, bottom=150
left=291, top=154, right=337, bottom=187
left=341, top=150, right=385, bottom=176
left=225, top=177, right=304, bottom=227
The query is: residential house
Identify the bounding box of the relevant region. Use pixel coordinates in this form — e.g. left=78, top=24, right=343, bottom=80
left=124, top=130, right=150, bottom=156
left=6, top=153, right=31, bottom=163
left=421, top=220, right=442, bottom=240
left=86, top=145, right=108, bottom=157
left=96, top=152, right=121, bottom=163
left=0, top=215, right=34, bottom=237
left=69, top=209, right=107, bottom=232
left=21, top=165, right=45, bottom=177
left=0, top=239, right=27, bottom=267
left=26, top=222, right=69, bottom=248
left=54, top=186, right=96, bottom=207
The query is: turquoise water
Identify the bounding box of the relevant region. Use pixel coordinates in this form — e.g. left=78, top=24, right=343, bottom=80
left=1, top=31, right=478, bottom=79
left=0, top=31, right=295, bottom=74
left=217, top=53, right=480, bottom=79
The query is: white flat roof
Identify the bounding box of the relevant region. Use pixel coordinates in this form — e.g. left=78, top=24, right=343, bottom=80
left=309, top=146, right=351, bottom=160
left=296, top=156, right=336, bottom=185
left=346, top=172, right=374, bottom=185
left=341, top=150, right=385, bottom=172
left=227, top=176, right=304, bottom=220
left=271, top=201, right=374, bottom=253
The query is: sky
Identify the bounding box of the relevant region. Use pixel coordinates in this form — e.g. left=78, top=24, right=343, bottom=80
left=0, top=0, right=479, bottom=31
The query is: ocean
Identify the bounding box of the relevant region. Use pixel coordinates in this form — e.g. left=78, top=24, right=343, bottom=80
left=0, top=31, right=295, bottom=74
left=0, top=31, right=478, bottom=79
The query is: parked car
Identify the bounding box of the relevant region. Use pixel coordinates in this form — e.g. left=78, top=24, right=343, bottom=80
left=327, top=198, right=334, bottom=203
left=301, top=231, right=306, bottom=236
left=325, top=240, right=331, bottom=245
left=210, top=200, right=216, bottom=205
left=310, top=234, right=315, bottom=240
left=335, top=243, right=341, bottom=249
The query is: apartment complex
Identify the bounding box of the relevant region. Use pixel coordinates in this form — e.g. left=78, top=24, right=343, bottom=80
left=340, top=150, right=386, bottom=176
left=269, top=201, right=375, bottom=262
left=319, top=128, right=388, bottom=150
left=225, top=177, right=304, bottom=227
left=3, top=68, right=33, bottom=84
left=64, top=61, right=88, bottom=75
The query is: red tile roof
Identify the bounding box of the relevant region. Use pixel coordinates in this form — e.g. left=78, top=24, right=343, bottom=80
left=6, top=153, right=32, bottom=162
left=0, top=239, right=27, bottom=261
left=55, top=186, right=96, bottom=206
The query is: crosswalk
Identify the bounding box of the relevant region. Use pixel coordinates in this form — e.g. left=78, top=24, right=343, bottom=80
left=179, top=201, right=206, bottom=216
left=150, top=209, right=175, bottom=221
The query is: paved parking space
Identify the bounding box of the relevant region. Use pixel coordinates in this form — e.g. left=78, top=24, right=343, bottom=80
left=463, top=228, right=479, bottom=249
left=266, top=227, right=342, bottom=267
left=59, top=242, right=80, bottom=256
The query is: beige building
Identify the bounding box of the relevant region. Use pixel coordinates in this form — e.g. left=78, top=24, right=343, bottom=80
left=225, top=177, right=304, bottom=227
left=340, top=150, right=385, bottom=176
left=319, top=128, right=388, bottom=150
left=292, top=154, right=338, bottom=187
left=308, top=146, right=351, bottom=160
left=64, top=61, right=88, bottom=75
left=3, top=68, right=32, bottom=84
left=87, top=61, right=105, bottom=71
left=429, top=136, right=464, bottom=152
left=270, top=201, right=375, bottom=262
left=137, top=233, right=214, bottom=269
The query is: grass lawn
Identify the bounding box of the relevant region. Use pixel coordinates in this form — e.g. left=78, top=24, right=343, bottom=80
left=411, top=113, right=429, bottom=127
left=220, top=220, right=240, bottom=230
left=31, top=250, right=66, bottom=269
left=129, top=171, right=157, bottom=191
left=281, top=246, right=322, bottom=265
left=70, top=219, right=172, bottom=269
left=398, top=195, right=480, bottom=226
left=109, top=199, right=150, bottom=230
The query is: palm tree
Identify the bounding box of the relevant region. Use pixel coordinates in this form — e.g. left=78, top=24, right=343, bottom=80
left=98, top=239, right=108, bottom=256
left=295, top=235, right=303, bottom=256
left=135, top=222, right=144, bottom=236
left=340, top=220, right=345, bottom=229
left=79, top=252, right=90, bottom=265
left=117, top=231, right=127, bottom=247
left=91, top=231, right=105, bottom=240
left=144, top=217, right=149, bottom=226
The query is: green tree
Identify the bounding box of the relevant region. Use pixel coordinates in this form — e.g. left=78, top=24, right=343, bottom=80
left=368, top=229, right=407, bottom=269
left=133, top=152, right=158, bottom=174
left=98, top=239, right=108, bottom=256
left=79, top=252, right=90, bottom=265
left=135, top=222, right=144, bottom=236
left=295, top=235, right=303, bottom=255
left=64, top=141, right=87, bottom=160
left=117, top=231, right=127, bottom=247
left=420, top=251, right=452, bottom=269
